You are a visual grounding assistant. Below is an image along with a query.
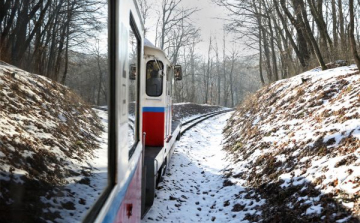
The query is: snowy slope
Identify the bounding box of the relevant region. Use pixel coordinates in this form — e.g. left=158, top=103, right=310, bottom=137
left=0, top=62, right=107, bottom=222
left=143, top=113, right=266, bottom=223
left=223, top=64, right=360, bottom=222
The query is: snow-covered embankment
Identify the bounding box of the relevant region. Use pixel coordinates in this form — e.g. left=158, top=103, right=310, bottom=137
left=143, top=113, right=265, bottom=223
left=223, top=64, right=360, bottom=222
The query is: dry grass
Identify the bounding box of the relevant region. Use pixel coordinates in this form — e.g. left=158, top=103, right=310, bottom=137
left=0, top=63, right=104, bottom=222
left=222, top=66, right=360, bottom=221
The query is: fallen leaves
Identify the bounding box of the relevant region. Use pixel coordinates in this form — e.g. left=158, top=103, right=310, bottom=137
left=223, top=65, right=360, bottom=221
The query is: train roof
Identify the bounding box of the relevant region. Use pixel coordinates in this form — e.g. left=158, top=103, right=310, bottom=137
left=144, top=38, right=156, bottom=48
left=144, top=38, right=170, bottom=64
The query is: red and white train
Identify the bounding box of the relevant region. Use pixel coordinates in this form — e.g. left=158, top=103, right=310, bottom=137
left=93, top=0, right=182, bottom=222
left=1, top=0, right=180, bottom=222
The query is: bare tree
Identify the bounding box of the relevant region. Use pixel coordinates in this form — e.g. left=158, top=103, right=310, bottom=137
left=204, top=37, right=213, bottom=104
left=137, top=0, right=151, bottom=37
left=214, top=39, right=222, bottom=104
left=349, top=0, right=360, bottom=69
left=0, top=0, right=105, bottom=81
left=157, top=0, right=198, bottom=51
left=228, top=46, right=238, bottom=107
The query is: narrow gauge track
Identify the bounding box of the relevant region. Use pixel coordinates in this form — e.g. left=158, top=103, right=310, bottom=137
left=97, top=107, right=234, bottom=138
left=180, top=109, right=234, bottom=136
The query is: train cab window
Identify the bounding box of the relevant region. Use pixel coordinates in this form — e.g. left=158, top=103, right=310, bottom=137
left=128, top=18, right=140, bottom=157
left=0, top=1, right=109, bottom=222
left=146, top=60, right=164, bottom=96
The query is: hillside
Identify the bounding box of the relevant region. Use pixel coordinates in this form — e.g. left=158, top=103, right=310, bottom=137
left=223, top=64, right=360, bottom=222
left=0, top=61, right=107, bottom=222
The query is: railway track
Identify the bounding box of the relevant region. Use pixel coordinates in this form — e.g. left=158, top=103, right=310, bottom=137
left=110, top=108, right=234, bottom=137
left=180, top=108, right=234, bottom=136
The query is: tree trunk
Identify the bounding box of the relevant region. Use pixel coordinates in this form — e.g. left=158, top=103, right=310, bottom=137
left=258, top=27, right=265, bottom=85
left=298, top=0, right=327, bottom=70
left=274, top=0, right=307, bottom=69
left=0, top=0, right=11, bottom=25
left=1, top=1, right=17, bottom=58
left=280, top=0, right=311, bottom=68
left=204, top=37, right=212, bottom=104
left=61, top=1, right=72, bottom=85
left=215, top=42, right=221, bottom=105
left=267, top=16, right=278, bottom=81
left=11, top=0, right=30, bottom=66
left=273, top=17, right=287, bottom=79
left=338, top=0, right=345, bottom=50
left=190, top=41, right=195, bottom=102
left=331, top=0, right=338, bottom=49
left=349, top=0, right=360, bottom=69
left=222, top=31, right=227, bottom=107
left=229, top=51, right=235, bottom=107
left=308, top=0, right=333, bottom=51
left=254, top=0, right=265, bottom=85
left=262, top=29, right=273, bottom=81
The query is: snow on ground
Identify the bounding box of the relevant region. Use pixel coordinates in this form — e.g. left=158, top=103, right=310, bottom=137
left=143, top=113, right=265, bottom=223
left=50, top=108, right=108, bottom=222
left=0, top=62, right=108, bottom=222
left=223, top=64, right=360, bottom=222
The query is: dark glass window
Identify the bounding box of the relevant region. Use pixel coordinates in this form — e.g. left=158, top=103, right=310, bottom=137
left=146, top=60, right=164, bottom=97
left=128, top=17, right=140, bottom=157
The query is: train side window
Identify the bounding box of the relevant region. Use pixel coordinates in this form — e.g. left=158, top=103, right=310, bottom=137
left=146, top=60, right=164, bottom=97
left=128, top=16, right=140, bottom=157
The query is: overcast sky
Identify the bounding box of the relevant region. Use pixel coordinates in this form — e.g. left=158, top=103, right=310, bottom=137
left=84, top=0, right=255, bottom=58
left=144, top=0, right=246, bottom=58
left=145, top=0, right=258, bottom=60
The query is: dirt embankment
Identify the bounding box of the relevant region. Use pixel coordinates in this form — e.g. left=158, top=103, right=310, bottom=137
left=223, top=64, right=360, bottom=222
left=0, top=62, right=103, bottom=222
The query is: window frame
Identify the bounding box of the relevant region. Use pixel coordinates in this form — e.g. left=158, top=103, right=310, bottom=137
left=145, top=60, right=164, bottom=97
left=128, top=13, right=141, bottom=159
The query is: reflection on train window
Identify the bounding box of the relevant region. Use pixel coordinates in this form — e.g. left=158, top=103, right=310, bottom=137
left=128, top=19, right=140, bottom=157
left=146, top=60, right=164, bottom=96
left=0, top=1, right=108, bottom=222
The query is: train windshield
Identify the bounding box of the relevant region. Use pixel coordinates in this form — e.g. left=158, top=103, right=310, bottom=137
left=146, top=60, right=164, bottom=96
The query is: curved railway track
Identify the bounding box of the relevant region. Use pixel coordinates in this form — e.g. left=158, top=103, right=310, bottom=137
left=179, top=108, right=234, bottom=136
left=99, top=107, right=234, bottom=138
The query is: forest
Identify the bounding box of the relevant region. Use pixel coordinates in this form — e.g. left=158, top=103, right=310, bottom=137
left=138, top=0, right=360, bottom=107
left=1, top=0, right=360, bottom=107
left=0, top=0, right=108, bottom=105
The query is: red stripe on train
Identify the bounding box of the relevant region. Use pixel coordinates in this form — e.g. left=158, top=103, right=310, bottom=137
left=115, top=155, right=142, bottom=222
left=142, top=112, right=164, bottom=146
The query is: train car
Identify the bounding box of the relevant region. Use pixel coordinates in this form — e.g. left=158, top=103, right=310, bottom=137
left=92, top=0, right=145, bottom=222
left=140, top=39, right=182, bottom=215
left=96, top=0, right=182, bottom=222
left=0, top=0, right=182, bottom=222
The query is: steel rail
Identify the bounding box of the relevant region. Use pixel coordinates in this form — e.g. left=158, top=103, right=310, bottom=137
left=180, top=109, right=234, bottom=136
